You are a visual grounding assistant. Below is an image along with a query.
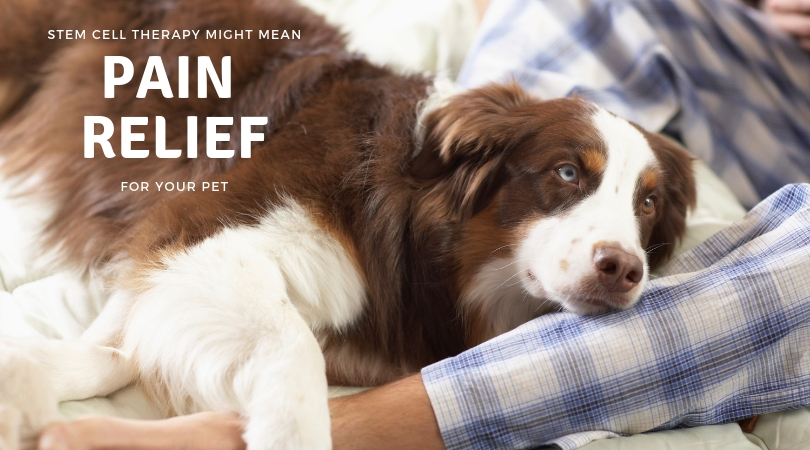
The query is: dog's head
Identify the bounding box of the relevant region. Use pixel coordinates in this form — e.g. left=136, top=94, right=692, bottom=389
left=411, top=82, right=696, bottom=329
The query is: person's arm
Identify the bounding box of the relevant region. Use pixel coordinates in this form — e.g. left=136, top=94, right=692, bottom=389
left=330, top=374, right=444, bottom=450
left=37, top=374, right=444, bottom=450
left=419, top=185, right=810, bottom=449
left=37, top=412, right=246, bottom=450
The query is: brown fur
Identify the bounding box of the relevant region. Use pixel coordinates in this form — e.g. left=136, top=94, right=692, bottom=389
left=0, top=0, right=695, bottom=386
left=641, top=133, right=697, bottom=268
left=582, top=148, right=607, bottom=174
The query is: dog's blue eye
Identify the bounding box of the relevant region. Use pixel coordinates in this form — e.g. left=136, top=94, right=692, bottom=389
left=556, top=165, right=579, bottom=183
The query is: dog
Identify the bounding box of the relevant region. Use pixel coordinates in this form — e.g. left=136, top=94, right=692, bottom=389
left=0, top=0, right=696, bottom=448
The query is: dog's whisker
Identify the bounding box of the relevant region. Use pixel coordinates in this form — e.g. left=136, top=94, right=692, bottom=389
left=505, top=275, right=534, bottom=288
left=488, top=270, right=532, bottom=294
left=646, top=242, right=672, bottom=253
left=493, top=259, right=535, bottom=271
left=487, top=244, right=517, bottom=257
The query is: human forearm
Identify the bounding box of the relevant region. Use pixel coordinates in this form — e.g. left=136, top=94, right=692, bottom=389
left=37, top=375, right=445, bottom=450
left=38, top=412, right=246, bottom=450
left=330, top=373, right=445, bottom=450
left=420, top=187, right=810, bottom=449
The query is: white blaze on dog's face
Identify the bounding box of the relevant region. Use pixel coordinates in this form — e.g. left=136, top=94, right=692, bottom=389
left=416, top=83, right=695, bottom=344
left=515, top=107, right=657, bottom=315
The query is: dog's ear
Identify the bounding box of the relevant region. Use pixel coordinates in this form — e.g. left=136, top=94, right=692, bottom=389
left=646, top=134, right=697, bottom=270
left=410, top=82, right=539, bottom=220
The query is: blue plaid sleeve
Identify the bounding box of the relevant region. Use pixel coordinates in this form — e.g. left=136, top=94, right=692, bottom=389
left=421, top=184, right=810, bottom=450
left=457, top=0, right=810, bottom=208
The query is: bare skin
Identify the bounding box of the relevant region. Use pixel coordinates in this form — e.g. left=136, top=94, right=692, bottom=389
left=37, top=413, right=246, bottom=450
left=474, top=0, right=490, bottom=21
left=761, top=0, right=810, bottom=50
left=36, top=374, right=445, bottom=450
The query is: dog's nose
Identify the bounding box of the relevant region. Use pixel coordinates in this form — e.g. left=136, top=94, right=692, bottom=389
left=593, top=245, right=643, bottom=293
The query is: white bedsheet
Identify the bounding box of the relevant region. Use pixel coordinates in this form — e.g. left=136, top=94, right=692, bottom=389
left=1, top=0, right=808, bottom=448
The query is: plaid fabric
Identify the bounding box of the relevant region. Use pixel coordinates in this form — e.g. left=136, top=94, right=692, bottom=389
left=422, top=184, right=810, bottom=449
left=457, top=0, right=810, bottom=208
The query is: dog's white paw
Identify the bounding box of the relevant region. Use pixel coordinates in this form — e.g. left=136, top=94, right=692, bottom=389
left=0, top=341, right=60, bottom=450
left=239, top=337, right=332, bottom=450
left=240, top=363, right=332, bottom=450
left=242, top=400, right=332, bottom=450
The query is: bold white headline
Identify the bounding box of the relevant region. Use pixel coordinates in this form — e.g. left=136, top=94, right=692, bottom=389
left=84, top=56, right=268, bottom=159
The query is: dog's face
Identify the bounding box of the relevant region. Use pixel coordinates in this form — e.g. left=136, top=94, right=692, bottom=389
left=412, top=83, right=695, bottom=323
left=505, top=107, right=687, bottom=315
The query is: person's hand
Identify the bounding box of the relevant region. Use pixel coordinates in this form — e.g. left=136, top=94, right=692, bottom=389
left=33, top=373, right=444, bottom=450
left=37, top=412, right=246, bottom=450
left=762, top=0, right=810, bottom=50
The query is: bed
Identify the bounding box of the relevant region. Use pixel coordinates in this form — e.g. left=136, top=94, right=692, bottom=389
left=1, top=0, right=808, bottom=448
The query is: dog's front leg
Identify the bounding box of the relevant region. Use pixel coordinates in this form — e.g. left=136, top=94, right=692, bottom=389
left=0, top=339, right=135, bottom=450
left=0, top=346, right=58, bottom=450
left=122, top=228, right=331, bottom=450
left=235, top=304, right=331, bottom=450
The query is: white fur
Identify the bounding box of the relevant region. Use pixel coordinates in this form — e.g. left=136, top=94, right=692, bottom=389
left=0, top=345, right=59, bottom=450
left=1, top=200, right=366, bottom=450
left=414, top=75, right=460, bottom=153
left=0, top=159, right=63, bottom=288
left=0, top=99, right=656, bottom=450
left=516, top=107, right=655, bottom=314
left=121, top=200, right=364, bottom=448
left=464, top=106, right=657, bottom=325
left=0, top=337, right=135, bottom=450
left=463, top=258, right=560, bottom=339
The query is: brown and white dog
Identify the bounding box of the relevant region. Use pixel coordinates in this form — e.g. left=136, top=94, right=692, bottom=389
left=0, top=0, right=695, bottom=448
